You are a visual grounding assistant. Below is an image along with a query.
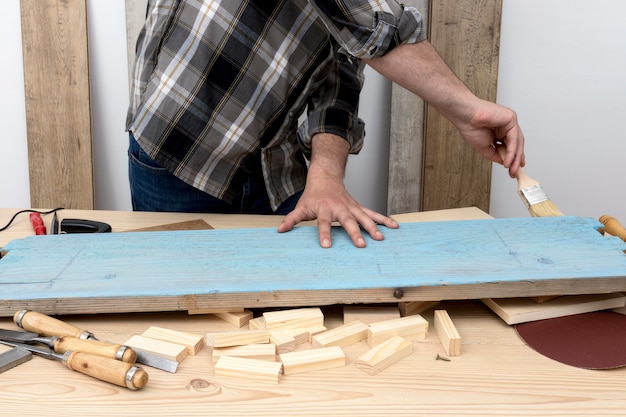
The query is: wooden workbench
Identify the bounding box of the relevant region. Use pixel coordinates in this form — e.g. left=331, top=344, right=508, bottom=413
left=0, top=207, right=625, bottom=416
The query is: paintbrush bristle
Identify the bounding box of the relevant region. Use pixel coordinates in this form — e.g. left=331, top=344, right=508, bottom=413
left=519, top=185, right=564, bottom=217
left=528, top=200, right=564, bottom=217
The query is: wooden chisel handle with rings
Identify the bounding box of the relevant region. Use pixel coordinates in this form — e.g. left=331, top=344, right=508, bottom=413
left=599, top=215, right=626, bottom=241
left=63, top=351, right=148, bottom=390
left=14, top=310, right=137, bottom=363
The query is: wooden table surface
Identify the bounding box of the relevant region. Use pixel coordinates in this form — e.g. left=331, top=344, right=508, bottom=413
left=0, top=207, right=624, bottom=416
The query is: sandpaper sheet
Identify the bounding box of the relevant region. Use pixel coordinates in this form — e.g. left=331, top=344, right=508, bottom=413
left=515, top=311, right=626, bottom=369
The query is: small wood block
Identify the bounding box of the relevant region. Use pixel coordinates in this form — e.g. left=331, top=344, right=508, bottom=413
left=263, top=307, right=324, bottom=330
left=206, top=330, right=269, bottom=348
left=215, top=356, right=282, bottom=384
left=305, top=325, right=327, bottom=343
left=343, top=305, right=400, bottom=324
left=280, top=346, right=345, bottom=375
left=124, top=335, right=188, bottom=363
left=368, top=315, right=429, bottom=347
left=312, top=320, right=368, bottom=348
left=212, top=343, right=277, bottom=363
left=248, top=316, right=266, bottom=330
left=398, top=301, right=440, bottom=317
left=433, top=310, right=461, bottom=356
left=356, top=335, right=413, bottom=375
left=482, top=293, right=626, bottom=325
left=142, top=326, right=205, bottom=356
left=280, top=327, right=314, bottom=345
left=214, top=310, right=254, bottom=328
left=269, top=331, right=297, bottom=354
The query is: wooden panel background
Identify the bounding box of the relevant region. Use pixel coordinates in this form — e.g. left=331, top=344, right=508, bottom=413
left=387, top=0, right=429, bottom=215
left=20, top=0, right=94, bottom=209
left=421, top=0, right=502, bottom=213
left=388, top=0, right=502, bottom=215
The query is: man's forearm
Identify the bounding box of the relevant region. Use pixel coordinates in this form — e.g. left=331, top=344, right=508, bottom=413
left=308, top=133, right=350, bottom=183
left=364, top=40, right=477, bottom=127
left=363, top=39, right=525, bottom=175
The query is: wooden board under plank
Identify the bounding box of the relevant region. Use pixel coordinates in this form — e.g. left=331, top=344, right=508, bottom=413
left=20, top=0, right=94, bottom=209
left=482, top=293, right=626, bottom=325
left=1, top=217, right=626, bottom=316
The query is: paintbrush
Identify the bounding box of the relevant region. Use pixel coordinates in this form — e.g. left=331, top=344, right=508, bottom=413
left=497, top=145, right=564, bottom=217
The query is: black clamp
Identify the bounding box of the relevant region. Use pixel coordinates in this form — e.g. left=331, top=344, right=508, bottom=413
left=51, top=213, right=111, bottom=234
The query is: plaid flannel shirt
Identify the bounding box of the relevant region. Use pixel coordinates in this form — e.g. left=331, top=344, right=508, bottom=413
left=126, top=0, right=425, bottom=210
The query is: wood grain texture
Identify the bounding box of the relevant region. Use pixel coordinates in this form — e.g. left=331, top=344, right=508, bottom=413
left=2, top=210, right=625, bottom=415
left=20, top=0, right=94, bottom=209
left=1, top=216, right=625, bottom=316
left=387, top=0, right=429, bottom=215
left=421, top=0, right=502, bottom=212
left=434, top=309, right=461, bottom=356
left=2, top=299, right=626, bottom=415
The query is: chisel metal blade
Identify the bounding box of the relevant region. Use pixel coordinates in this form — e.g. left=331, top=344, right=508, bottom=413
left=133, top=348, right=178, bottom=373
left=0, top=328, right=45, bottom=343
left=0, top=340, right=63, bottom=361
left=0, top=347, right=32, bottom=374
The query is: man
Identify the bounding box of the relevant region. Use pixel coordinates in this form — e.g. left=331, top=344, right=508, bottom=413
left=127, top=1, right=525, bottom=248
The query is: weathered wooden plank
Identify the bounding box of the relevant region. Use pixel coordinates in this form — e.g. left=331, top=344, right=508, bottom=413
left=421, top=0, right=502, bottom=212
left=1, top=217, right=625, bottom=316
left=20, top=0, right=94, bottom=209
left=387, top=0, right=429, bottom=215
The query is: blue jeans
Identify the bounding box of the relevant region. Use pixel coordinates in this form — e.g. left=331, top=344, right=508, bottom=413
left=128, top=133, right=301, bottom=214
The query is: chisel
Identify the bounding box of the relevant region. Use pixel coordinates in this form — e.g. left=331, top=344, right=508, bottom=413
left=14, top=310, right=95, bottom=339
left=0, top=347, right=32, bottom=374
left=0, top=328, right=137, bottom=363
left=0, top=340, right=148, bottom=390
left=14, top=310, right=179, bottom=373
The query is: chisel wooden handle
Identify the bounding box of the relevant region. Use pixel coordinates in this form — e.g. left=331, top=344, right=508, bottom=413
left=54, top=336, right=137, bottom=364
left=14, top=310, right=94, bottom=339
left=63, top=351, right=148, bottom=390
left=599, top=215, right=626, bottom=242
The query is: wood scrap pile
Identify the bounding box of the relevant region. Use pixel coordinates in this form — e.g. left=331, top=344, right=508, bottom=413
left=122, top=303, right=465, bottom=384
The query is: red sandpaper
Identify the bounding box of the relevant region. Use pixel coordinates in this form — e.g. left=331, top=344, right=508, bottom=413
left=515, top=311, right=626, bottom=369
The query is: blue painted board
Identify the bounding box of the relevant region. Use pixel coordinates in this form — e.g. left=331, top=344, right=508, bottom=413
left=1, top=216, right=625, bottom=315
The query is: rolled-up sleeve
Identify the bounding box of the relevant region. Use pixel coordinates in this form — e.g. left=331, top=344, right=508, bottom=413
left=310, top=0, right=426, bottom=59
left=297, top=40, right=366, bottom=157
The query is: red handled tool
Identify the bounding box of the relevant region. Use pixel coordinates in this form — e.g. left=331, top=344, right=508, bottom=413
left=29, top=213, right=46, bottom=235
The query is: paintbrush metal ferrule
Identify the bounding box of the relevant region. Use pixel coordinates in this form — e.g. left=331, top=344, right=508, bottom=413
left=518, top=184, right=550, bottom=208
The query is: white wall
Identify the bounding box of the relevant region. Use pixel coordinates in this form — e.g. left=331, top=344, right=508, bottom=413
left=0, top=0, right=30, bottom=208
left=492, top=0, right=626, bottom=221
left=1, top=1, right=624, bottom=222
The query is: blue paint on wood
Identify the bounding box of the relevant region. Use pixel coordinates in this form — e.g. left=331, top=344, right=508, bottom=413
left=0, top=217, right=625, bottom=301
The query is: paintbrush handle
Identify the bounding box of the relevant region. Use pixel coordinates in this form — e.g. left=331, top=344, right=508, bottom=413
left=599, top=215, right=626, bottom=241
left=496, top=146, right=538, bottom=191
left=496, top=146, right=539, bottom=192
left=63, top=351, right=148, bottom=390
left=54, top=336, right=137, bottom=364
left=14, top=310, right=94, bottom=340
